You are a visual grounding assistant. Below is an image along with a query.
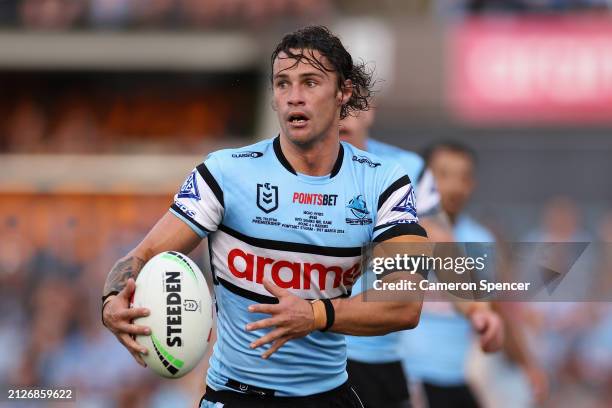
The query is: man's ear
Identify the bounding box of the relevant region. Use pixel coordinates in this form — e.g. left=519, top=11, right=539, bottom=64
left=339, top=79, right=353, bottom=105
left=271, top=99, right=277, bottom=111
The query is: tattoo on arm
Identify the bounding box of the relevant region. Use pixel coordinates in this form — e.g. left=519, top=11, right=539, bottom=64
left=103, top=256, right=146, bottom=296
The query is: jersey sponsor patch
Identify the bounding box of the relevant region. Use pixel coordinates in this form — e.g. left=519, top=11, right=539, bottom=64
left=227, top=247, right=361, bottom=291
left=292, top=192, right=338, bottom=206
left=178, top=171, right=201, bottom=200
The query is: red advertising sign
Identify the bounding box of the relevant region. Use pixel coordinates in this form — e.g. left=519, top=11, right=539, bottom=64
left=448, top=17, right=612, bottom=124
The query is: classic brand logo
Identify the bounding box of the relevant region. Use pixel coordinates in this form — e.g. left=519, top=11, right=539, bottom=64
left=352, top=155, right=381, bottom=168
left=232, top=151, right=264, bottom=158
left=227, top=248, right=361, bottom=290
left=257, top=183, right=279, bottom=213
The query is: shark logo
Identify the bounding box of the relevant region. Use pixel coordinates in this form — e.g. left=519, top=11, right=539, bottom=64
left=346, top=195, right=372, bottom=225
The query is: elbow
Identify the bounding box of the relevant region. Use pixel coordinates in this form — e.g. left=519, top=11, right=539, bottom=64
left=397, top=304, right=422, bottom=331
left=378, top=303, right=422, bottom=335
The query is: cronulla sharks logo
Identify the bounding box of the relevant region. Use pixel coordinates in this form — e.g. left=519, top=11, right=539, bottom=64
left=346, top=194, right=372, bottom=225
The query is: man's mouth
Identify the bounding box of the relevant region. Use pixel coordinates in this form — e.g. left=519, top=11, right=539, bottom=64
left=288, top=113, right=309, bottom=127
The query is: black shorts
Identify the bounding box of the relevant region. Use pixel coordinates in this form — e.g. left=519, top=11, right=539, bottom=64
left=346, top=359, right=411, bottom=408
left=200, top=381, right=365, bottom=408
left=422, top=382, right=480, bottom=408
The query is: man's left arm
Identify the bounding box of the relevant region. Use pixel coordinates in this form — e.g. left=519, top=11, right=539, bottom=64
left=329, top=234, right=427, bottom=336
left=247, top=233, right=428, bottom=358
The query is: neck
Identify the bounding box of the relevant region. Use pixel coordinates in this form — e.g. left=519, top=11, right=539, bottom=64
left=279, top=132, right=341, bottom=176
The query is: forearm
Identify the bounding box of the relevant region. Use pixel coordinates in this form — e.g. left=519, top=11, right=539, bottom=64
left=330, top=294, right=421, bottom=336
left=102, top=252, right=148, bottom=298
left=494, top=303, right=532, bottom=367
left=328, top=234, right=428, bottom=336
left=102, top=211, right=202, bottom=298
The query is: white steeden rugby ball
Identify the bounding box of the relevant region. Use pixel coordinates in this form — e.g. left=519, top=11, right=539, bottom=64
left=132, top=251, right=213, bottom=378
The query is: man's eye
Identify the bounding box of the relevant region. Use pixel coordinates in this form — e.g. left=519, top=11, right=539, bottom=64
left=276, top=81, right=287, bottom=88
left=306, top=80, right=317, bottom=87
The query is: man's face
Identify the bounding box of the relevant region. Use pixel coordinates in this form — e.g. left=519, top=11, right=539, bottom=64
left=339, top=109, right=375, bottom=150
left=429, top=149, right=476, bottom=218
left=272, top=49, right=348, bottom=146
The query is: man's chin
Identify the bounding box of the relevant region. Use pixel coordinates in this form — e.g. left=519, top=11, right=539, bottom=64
left=284, top=129, right=316, bottom=146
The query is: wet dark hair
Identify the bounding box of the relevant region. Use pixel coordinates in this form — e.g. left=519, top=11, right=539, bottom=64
left=422, top=140, right=478, bottom=167
left=270, top=25, right=373, bottom=119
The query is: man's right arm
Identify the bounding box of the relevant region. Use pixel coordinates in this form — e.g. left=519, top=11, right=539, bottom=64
left=102, top=211, right=202, bottom=297
left=101, top=212, right=202, bottom=366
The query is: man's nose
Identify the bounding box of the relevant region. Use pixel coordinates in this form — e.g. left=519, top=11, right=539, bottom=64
left=287, top=85, right=305, bottom=106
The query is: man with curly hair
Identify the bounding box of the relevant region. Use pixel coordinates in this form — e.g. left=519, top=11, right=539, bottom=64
left=101, top=26, right=428, bottom=408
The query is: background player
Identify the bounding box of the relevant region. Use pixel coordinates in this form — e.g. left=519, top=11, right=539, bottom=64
left=401, top=141, right=548, bottom=408
left=102, top=26, right=429, bottom=408
left=339, top=111, right=504, bottom=408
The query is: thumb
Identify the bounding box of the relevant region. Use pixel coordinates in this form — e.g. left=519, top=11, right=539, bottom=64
left=120, top=278, right=136, bottom=300
left=262, top=279, right=288, bottom=298
left=471, top=312, right=487, bottom=333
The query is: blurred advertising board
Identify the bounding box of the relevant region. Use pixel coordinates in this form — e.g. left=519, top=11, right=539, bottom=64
left=448, top=16, right=612, bottom=125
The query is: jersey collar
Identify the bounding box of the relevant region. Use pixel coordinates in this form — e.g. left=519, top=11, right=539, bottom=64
left=273, top=136, right=344, bottom=178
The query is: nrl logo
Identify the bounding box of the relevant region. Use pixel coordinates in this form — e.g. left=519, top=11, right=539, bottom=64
left=352, top=155, right=381, bottom=168
left=257, top=183, right=279, bottom=213
left=183, top=299, right=201, bottom=312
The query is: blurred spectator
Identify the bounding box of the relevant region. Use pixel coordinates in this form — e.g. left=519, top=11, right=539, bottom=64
left=5, top=96, right=48, bottom=153
left=2, top=0, right=333, bottom=29
left=89, top=0, right=130, bottom=28
left=19, top=0, right=87, bottom=30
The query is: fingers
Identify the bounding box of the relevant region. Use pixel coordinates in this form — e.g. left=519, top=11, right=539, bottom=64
left=118, top=332, right=148, bottom=355
left=248, top=303, right=280, bottom=315
left=479, top=316, right=503, bottom=352
left=118, top=322, right=151, bottom=336
left=117, top=332, right=148, bottom=367
left=119, top=307, right=150, bottom=320
left=250, top=327, right=287, bottom=349
left=261, top=337, right=290, bottom=359
left=262, top=279, right=289, bottom=298
left=246, top=317, right=278, bottom=332
left=129, top=349, right=147, bottom=368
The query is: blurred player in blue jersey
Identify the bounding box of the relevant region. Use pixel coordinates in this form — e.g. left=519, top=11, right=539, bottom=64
left=102, top=26, right=431, bottom=408
left=339, top=112, right=504, bottom=408
left=401, top=141, right=546, bottom=408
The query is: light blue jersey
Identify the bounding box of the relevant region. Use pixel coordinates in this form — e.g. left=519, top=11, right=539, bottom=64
left=346, top=139, right=440, bottom=364
left=401, top=214, right=495, bottom=386
left=170, top=136, right=424, bottom=397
